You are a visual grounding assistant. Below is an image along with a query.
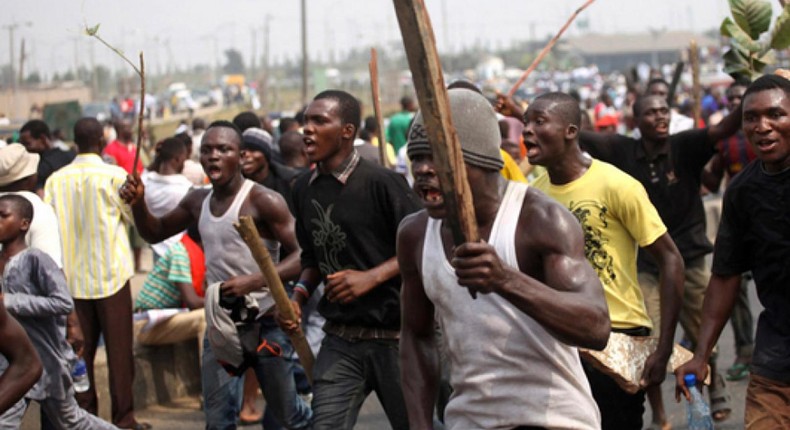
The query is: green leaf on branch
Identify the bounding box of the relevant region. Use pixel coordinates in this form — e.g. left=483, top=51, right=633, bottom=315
left=729, top=0, right=772, bottom=40
left=85, top=23, right=100, bottom=37
left=721, top=17, right=763, bottom=52
left=770, top=5, right=790, bottom=50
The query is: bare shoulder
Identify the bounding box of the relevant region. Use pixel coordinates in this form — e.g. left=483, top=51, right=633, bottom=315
left=520, top=187, right=583, bottom=249
left=397, top=210, right=430, bottom=269
left=398, top=210, right=430, bottom=243
left=248, top=183, right=289, bottom=213
left=179, top=187, right=211, bottom=214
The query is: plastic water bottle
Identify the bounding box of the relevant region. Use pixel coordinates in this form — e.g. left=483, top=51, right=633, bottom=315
left=685, top=374, right=714, bottom=430
left=72, top=358, right=90, bottom=393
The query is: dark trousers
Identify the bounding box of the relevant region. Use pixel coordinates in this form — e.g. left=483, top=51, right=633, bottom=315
left=74, top=282, right=136, bottom=428
left=582, top=360, right=645, bottom=430
left=311, top=334, right=409, bottom=430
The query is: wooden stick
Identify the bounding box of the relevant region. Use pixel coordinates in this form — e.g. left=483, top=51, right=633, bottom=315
left=132, top=52, right=145, bottom=176
left=233, top=216, right=315, bottom=383
left=393, top=0, right=479, bottom=297
left=368, top=48, right=390, bottom=168
left=689, top=40, right=701, bottom=127
left=508, top=0, right=596, bottom=97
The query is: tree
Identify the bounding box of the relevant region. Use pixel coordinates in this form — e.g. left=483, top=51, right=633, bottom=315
left=720, top=0, right=790, bottom=80
left=25, top=72, right=41, bottom=85
left=223, top=49, right=245, bottom=74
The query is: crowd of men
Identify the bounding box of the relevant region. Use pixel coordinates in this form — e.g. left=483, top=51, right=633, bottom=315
left=0, top=65, right=788, bottom=430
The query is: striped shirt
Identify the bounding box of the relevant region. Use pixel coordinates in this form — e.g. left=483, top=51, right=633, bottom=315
left=44, top=153, right=134, bottom=299
left=135, top=242, right=192, bottom=310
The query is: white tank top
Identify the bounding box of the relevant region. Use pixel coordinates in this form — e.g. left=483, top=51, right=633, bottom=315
left=200, top=179, right=280, bottom=314
left=422, top=181, right=601, bottom=430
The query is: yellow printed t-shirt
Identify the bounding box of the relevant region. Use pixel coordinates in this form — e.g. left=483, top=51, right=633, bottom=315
left=533, top=159, right=665, bottom=330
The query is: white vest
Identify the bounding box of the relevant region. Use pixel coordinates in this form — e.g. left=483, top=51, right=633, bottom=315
left=199, top=179, right=280, bottom=314
left=422, top=181, right=601, bottom=430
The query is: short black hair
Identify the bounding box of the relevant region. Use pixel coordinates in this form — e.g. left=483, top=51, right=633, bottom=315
left=743, top=74, right=790, bottom=102
left=534, top=92, right=581, bottom=127
left=313, top=90, right=361, bottom=137
left=278, top=131, right=304, bottom=161
left=20, top=120, right=51, bottom=140
left=74, top=117, right=104, bottom=151
left=646, top=78, right=670, bottom=92
left=206, top=120, right=243, bottom=148
left=149, top=137, right=187, bottom=171
left=447, top=80, right=482, bottom=94
left=0, top=194, right=34, bottom=223
left=278, top=117, right=298, bottom=135
left=232, top=111, right=262, bottom=132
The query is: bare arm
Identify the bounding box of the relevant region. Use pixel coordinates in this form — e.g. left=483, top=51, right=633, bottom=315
left=639, top=233, right=684, bottom=387
left=452, top=193, right=611, bottom=349
left=176, top=282, right=204, bottom=310
left=701, top=153, right=725, bottom=193
left=674, top=273, right=741, bottom=400
left=397, top=212, right=439, bottom=429
left=706, top=103, right=742, bottom=145
left=324, top=257, right=399, bottom=304
left=0, top=295, right=42, bottom=414
left=222, top=187, right=302, bottom=297
left=119, top=174, right=201, bottom=243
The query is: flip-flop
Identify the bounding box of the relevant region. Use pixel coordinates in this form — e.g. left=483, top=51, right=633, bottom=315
left=726, top=363, right=750, bottom=381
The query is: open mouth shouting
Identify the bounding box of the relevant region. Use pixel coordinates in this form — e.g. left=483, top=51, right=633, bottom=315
left=415, top=182, right=445, bottom=211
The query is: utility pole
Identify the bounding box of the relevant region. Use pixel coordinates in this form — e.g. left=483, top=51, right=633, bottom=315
left=250, top=27, right=257, bottom=80
left=301, top=0, right=308, bottom=105
left=261, top=15, right=271, bottom=109
left=18, top=38, right=26, bottom=85
left=3, top=21, right=32, bottom=91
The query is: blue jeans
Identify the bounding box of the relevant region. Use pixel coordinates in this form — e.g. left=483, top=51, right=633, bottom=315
left=311, top=334, right=408, bottom=430
left=202, top=317, right=312, bottom=430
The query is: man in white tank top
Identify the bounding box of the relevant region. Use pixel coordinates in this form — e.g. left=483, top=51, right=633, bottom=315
left=397, top=89, right=610, bottom=429
left=120, top=121, right=311, bottom=429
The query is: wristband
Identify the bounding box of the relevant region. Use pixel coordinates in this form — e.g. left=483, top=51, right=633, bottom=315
left=293, top=282, right=311, bottom=301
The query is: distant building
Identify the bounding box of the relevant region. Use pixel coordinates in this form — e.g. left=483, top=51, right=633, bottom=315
left=562, top=31, right=720, bottom=73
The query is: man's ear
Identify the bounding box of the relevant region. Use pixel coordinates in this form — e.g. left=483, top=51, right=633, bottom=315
left=341, top=123, right=356, bottom=140
left=566, top=124, right=579, bottom=140
left=20, top=218, right=31, bottom=234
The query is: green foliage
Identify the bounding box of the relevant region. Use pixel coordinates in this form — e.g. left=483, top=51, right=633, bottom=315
left=770, top=6, right=790, bottom=49
left=729, top=0, right=772, bottom=39
left=721, top=0, right=790, bottom=80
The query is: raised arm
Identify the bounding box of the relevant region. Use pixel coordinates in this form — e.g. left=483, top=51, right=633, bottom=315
left=0, top=295, right=42, bottom=414
left=640, top=233, right=684, bottom=387
left=706, top=103, right=742, bottom=145
left=397, top=212, right=439, bottom=429
left=452, top=191, right=610, bottom=350
left=118, top=174, right=201, bottom=243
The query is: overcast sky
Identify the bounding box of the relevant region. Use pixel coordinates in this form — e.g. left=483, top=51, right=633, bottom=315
left=2, top=0, right=783, bottom=78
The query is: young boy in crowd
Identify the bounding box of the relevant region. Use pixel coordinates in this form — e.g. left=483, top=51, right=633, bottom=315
left=0, top=194, right=117, bottom=429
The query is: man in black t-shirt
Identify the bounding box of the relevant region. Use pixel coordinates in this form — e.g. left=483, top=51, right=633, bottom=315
left=577, top=94, right=742, bottom=423
left=677, top=73, right=790, bottom=429
left=279, top=90, right=421, bottom=429
left=19, top=120, right=75, bottom=193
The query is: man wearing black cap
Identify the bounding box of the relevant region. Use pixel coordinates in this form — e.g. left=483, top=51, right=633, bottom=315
left=241, top=127, right=299, bottom=212
left=398, top=88, right=609, bottom=429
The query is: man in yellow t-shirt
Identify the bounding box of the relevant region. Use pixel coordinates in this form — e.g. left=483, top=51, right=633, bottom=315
left=525, top=92, right=684, bottom=430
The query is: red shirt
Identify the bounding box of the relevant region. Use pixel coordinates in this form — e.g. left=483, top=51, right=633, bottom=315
left=103, top=140, right=143, bottom=174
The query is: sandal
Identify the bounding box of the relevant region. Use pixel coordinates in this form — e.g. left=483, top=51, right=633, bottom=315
left=710, top=372, right=732, bottom=422
left=726, top=362, right=751, bottom=381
